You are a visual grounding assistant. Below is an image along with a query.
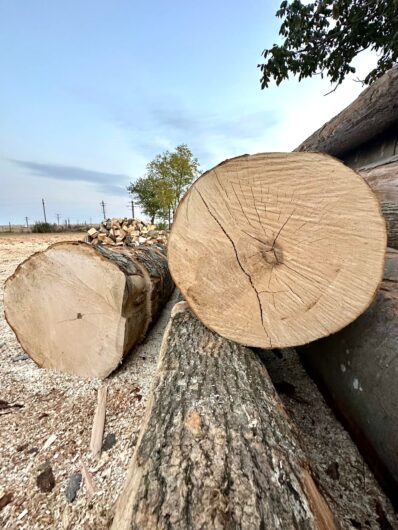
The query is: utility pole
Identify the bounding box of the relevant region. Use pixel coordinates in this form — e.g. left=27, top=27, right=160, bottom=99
left=42, top=198, right=47, bottom=223
left=56, top=213, right=60, bottom=225
left=100, top=200, right=106, bottom=220
left=8, top=222, right=11, bottom=232
left=131, top=200, right=135, bottom=219
left=25, top=216, right=29, bottom=228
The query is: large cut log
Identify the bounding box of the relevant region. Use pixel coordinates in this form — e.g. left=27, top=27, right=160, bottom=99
left=358, top=160, right=398, bottom=249
left=168, top=152, right=386, bottom=349
left=112, top=302, right=337, bottom=530
left=4, top=241, right=174, bottom=378
left=295, top=67, right=398, bottom=157
left=298, top=248, right=398, bottom=506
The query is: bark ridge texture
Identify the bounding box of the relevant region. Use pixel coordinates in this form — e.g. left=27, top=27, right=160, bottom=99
left=112, top=303, right=337, bottom=530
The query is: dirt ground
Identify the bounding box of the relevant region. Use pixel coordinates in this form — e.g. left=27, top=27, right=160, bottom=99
left=0, top=233, right=177, bottom=529
left=0, top=233, right=397, bottom=529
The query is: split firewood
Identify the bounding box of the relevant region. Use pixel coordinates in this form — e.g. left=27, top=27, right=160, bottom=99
left=85, top=217, right=168, bottom=247
left=112, top=303, right=338, bottom=530
left=168, top=152, right=386, bottom=349
left=4, top=242, right=174, bottom=378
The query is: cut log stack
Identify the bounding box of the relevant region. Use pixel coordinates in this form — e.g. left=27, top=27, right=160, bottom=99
left=85, top=217, right=168, bottom=247
left=4, top=241, right=174, bottom=378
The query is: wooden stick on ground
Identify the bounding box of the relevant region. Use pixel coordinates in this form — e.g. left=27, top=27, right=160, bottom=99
left=4, top=242, right=174, bottom=378
left=90, top=385, right=108, bottom=459
left=112, top=302, right=338, bottom=530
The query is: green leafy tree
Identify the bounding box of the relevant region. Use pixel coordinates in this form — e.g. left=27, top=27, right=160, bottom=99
left=147, top=144, right=200, bottom=215
left=128, top=144, right=200, bottom=225
left=259, top=0, right=398, bottom=90
left=128, top=175, right=163, bottom=224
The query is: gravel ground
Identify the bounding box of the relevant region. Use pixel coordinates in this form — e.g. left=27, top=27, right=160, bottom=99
left=0, top=233, right=177, bottom=529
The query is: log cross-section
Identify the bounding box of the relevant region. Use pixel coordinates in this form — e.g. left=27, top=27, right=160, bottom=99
left=168, top=152, right=386, bottom=349
left=112, top=303, right=337, bottom=530
left=4, top=241, right=174, bottom=378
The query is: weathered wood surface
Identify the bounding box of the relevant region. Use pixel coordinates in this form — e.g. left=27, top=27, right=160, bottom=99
left=112, top=302, right=337, bottom=530
left=4, top=241, right=174, bottom=378
left=295, top=67, right=398, bottom=157
left=359, top=161, right=398, bottom=249
left=299, top=248, right=398, bottom=505
left=168, top=152, right=386, bottom=349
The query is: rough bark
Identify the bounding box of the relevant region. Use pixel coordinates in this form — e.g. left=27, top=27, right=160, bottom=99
left=4, top=241, right=174, bottom=378
left=358, top=161, right=398, bottom=249
left=168, top=152, right=386, bottom=349
left=298, top=248, right=398, bottom=506
left=112, top=302, right=338, bottom=530
left=295, top=67, right=398, bottom=157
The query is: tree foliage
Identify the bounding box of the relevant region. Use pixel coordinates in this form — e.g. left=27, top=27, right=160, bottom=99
left=259, top=0, right=398, bottom=90
left=128, top=145, right=200, bottom=224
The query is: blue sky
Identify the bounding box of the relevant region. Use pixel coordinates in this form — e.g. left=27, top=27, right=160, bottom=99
left=0, top=0, right=376, bottom=225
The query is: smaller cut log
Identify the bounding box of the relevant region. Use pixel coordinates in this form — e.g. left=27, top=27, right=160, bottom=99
left=112, top=302, right=337, bottom=530
left=358, top=161, right=398, bottom=250
left=4, top=242, right=174, bottom=378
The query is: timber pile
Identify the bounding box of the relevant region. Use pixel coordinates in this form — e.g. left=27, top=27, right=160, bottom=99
left=85, top=218, right=168, bottom=247
left=112, top=302, right=338, bottom=530
left=4, top=241, right=174, bottom=378
left=168, top=152, right=386, bottom=349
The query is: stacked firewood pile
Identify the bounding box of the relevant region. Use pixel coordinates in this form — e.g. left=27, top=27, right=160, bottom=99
left=85, top=218, right=168, bottom=246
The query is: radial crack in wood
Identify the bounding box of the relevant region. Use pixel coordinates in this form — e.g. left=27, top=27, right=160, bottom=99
left=111, top=303, right=338, bottom=530
left=168, top=152, right=386, bottom=349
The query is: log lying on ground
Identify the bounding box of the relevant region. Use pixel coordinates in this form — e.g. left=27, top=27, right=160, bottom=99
left=298, top=248, right=398, bottom=505
left=295, top=67, right=398, bottom=157
left=358, top=161, right=398, bottom=249
left=168, top=152, right=386, bottom=349
left=112, top=302, right=337, bottom=530
left=4, top=241, right=174, bottom=378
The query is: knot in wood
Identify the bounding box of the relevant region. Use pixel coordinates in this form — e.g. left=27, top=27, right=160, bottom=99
left=262, top=245, right=283, bottom=267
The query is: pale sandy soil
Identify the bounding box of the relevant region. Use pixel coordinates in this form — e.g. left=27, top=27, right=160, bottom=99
left=0, top=233, right=176, bottom=529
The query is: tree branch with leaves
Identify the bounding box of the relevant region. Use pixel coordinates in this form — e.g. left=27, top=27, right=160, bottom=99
left=259, top=0, right=398, bottom=90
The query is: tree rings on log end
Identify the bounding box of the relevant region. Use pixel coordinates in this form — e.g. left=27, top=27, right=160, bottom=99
left=168, top=152, right=386, bottom=349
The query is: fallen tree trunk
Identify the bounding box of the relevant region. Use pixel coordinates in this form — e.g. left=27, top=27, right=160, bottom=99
left=168, top=152, right=386, bottom=349
left=112, top=302, right=338, bottom=530
left=358, top=160, right=398, bottom=250
left=298, top=248, right=398, bottom=506
left=295, top=67, right=398, bottom=157
left=4, top=242, right=174, bottom=378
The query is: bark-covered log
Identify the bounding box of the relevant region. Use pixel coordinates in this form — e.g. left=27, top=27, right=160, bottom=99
left=358, top=161, right=398, bottom=249
left=4, top=241, right=174, bottom=378
left=295, top=67, right=398, bottom=157
left=298, top=248, right=398, bottom=505
left=168, top=152, right=386, bottom=349
left=112, top=302, right=337, bottom=530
